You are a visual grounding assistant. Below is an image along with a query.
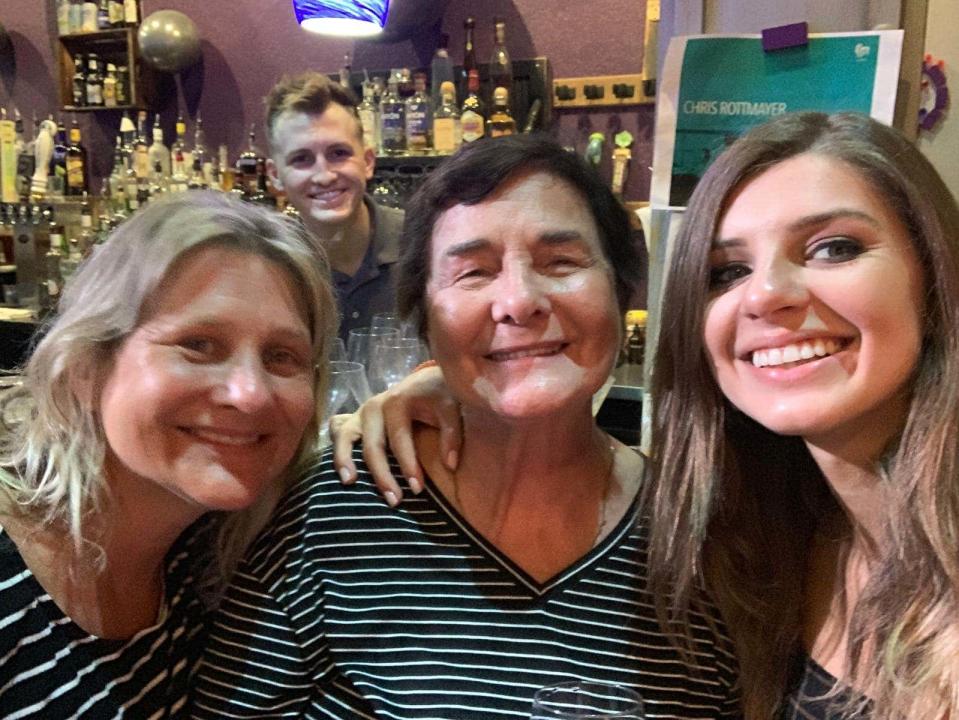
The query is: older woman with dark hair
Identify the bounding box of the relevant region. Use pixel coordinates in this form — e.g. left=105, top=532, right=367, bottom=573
left=192, top=135, right=741, bottom=719
left=331, top=112, right=959, bottom=720
left=0, top=191, right=337, bottom=718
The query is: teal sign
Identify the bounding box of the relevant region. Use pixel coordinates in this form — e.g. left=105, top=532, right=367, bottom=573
left=669, top=35, right=883, bottom=206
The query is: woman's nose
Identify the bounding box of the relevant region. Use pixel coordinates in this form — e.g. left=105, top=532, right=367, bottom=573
left=217, top=354, right=273, bottom=413
left=741, top=256, right=809, bottom=320
left=490, top=266, right=551, bottom=325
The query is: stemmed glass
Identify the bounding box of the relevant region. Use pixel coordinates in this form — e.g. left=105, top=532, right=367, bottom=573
left=367, top=337, right=426, bottom=394
left=319, top=361, right=372, bottom=447
left=346, top=326, right=400, bottom=368
left=531, top=681, right=644, bottom=719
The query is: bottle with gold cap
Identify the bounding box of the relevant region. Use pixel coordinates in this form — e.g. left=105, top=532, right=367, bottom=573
left=488, top=87, right=515, bottom=137
left=625, top=309, right=648, bottom=367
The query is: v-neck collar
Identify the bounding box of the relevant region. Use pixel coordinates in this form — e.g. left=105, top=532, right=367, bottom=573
left=421, top=474, right=641, bottom=598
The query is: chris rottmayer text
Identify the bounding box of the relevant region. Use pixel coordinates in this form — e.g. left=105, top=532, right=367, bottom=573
left=683, top=100, right=788, bottom=116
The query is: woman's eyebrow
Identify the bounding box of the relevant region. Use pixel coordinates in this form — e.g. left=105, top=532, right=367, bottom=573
left=787, top=208, right=880, bottom=232
left=443, top=238, right=491, bottom=258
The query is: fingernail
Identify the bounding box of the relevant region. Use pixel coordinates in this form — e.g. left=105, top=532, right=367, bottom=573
left=384, top=491, right=399, bottom=507
left=446, top=450, right=458, bottom=470
left=338, top=467, right=353, bottom=484
left=408, top=477, right=423, bottom=495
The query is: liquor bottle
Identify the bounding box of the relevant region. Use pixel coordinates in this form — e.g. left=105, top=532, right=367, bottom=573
left=108, top=136, right=125, bottom=200
left=459, top=17, right=477, bottom=103
left=123, top=0, right=139, bottom=26
left=65, top=118, right=88, bottom=196
left=235, top=124, right=261, bottom=195
left=69, top=0, right=83, bottom=34
left=72, top=55, right=87, bottom=107
left=405, top=72, right=431, bottom=155
left=97, top=0, right=110, bottom=30
left=102, top=63, right=117, bottom=107
left=114, top=65, right=129, bottom=106
left=149, top=160, right=169, bottom=197
left=108, top=0, right=124, bottom=26
left=81, top=0, right=99, bottom=33
left=0, top=111, right=15, bottom=204
left=39, top=223, right=65, bottom=315
left=460, top=69, right=485, bottom=144
left=170, top=114, right=190, bottom=185
left=357, top=81, right=380, bottom=153
left=49, top=118, right=69, bottom=197
left=338, top=52, right=352, bottom=90
left=85, top=54, right=103, bottom=107
left=250, top=158, right=276, bottom=208
left=147, top=115, right=171, bottom=179
left=132, top=110, right=150, bottom=180
left=119, top=111, right=136, bottom=160
left=488, top=18, right=513, bottom=106
left=488, top=87, right=516, bottom=137
left=432, top=81, right=461, bottom=155
left=193, top=115, right=211, bottom=185
left=378, top=73, right=405, bottom=156
left=430, top=34, right=455, bottom=109
left=14, top=109, right=34, bottom=199
left=80, top=191, right=94, bottom=236
left=57, top=0, right=72, bottom=35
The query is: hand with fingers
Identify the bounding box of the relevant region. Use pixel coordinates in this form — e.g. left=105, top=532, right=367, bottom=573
left=331, top=365, right=463, bottom=506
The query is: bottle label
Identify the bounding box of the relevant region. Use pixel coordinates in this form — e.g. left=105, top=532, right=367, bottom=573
left=109, top=0, right=123, bottom=24
left=358, top=108, right=378, bottom=150
left=47, top=279, right=61, bottom=299
left=461, top=112, right=484, bottom=142
left=433, top=118, right=457, bottom=153
left=67, top=157, right=85, bottom=189
left=103, top=80, right=116, bottom=107
left=405, top=103, right=430, bottom=151
left=134, top=150, right=150, bottom=179
left=86, top=83, right=102, bottom=105
left=380, top=106, right=405, bottom=151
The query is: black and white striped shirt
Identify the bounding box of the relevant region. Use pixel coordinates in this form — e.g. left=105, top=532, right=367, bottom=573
left=0, top=520, right=209, bottom=719
left=193, top=448, right=741, bottom=719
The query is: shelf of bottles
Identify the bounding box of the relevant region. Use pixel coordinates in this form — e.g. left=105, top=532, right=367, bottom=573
left=56, top=0, right=152, bottom=112
left=341, top=57, right=551, bottom=209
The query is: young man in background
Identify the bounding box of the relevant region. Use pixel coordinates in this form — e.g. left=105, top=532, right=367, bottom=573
left=265, top=72, right=404, bottom=341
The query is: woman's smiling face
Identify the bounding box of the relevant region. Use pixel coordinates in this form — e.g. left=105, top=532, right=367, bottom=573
left=425, top=170, right=621, bottom=422
left=703, top=153, right=925, bottom=450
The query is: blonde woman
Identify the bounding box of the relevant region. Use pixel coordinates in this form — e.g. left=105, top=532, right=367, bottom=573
left=0, top=191, right=336, bottom=718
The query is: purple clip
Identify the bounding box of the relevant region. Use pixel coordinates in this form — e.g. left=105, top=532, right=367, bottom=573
left=762, top=22, right=809, bottom=52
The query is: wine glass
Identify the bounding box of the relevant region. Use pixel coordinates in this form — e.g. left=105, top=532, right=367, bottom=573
left=530, top=681, right=644, bottom=719
left=367, top=337, right=426, bottom=394
left=319, top=361, right=372, bottom=447
left=370, top=312, right=399, bottom=331
left=346, top=326, right=400, bottom=368
left=329, top=337, right=347, bottom=362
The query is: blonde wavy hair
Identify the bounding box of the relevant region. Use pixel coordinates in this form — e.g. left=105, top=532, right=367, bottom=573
left=646, top=112, right=959, bottom=719
left=0, top=190, right=337, bottom=598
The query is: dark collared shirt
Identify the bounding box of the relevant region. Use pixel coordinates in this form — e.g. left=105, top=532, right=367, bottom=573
left=332, top=197, right=405, bottom=343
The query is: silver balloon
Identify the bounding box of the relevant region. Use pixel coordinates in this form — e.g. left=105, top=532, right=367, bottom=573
left=137, top=10, right=201, bottom=73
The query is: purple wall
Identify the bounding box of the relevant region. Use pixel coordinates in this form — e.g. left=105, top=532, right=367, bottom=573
left=0, top=0, right=652, bottom=199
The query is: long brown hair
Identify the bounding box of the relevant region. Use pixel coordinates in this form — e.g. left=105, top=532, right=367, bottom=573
left=645, top=112, right=959, bottom=718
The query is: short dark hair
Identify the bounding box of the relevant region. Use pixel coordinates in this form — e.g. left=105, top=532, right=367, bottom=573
left=264, top=71, right=362, bottom=150
left=396, top=134, right=643, bottom=336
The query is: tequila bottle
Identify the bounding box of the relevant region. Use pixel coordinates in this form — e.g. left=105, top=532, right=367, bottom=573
left=488, top=87, right=516, bottom=137
left=432, top=81, right=461, bottom=155
left=379, top=75, right=406, bottom=156
left=405, top=72, right=431, bottom=155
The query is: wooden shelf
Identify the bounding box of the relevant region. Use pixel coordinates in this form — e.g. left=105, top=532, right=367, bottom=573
left=57, top=26, right=155, bottom=111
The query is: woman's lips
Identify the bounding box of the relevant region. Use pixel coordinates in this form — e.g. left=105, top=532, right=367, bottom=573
left=485, top=343, right=567, bottom=362
left=750, top=338, right=849, bottom=368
